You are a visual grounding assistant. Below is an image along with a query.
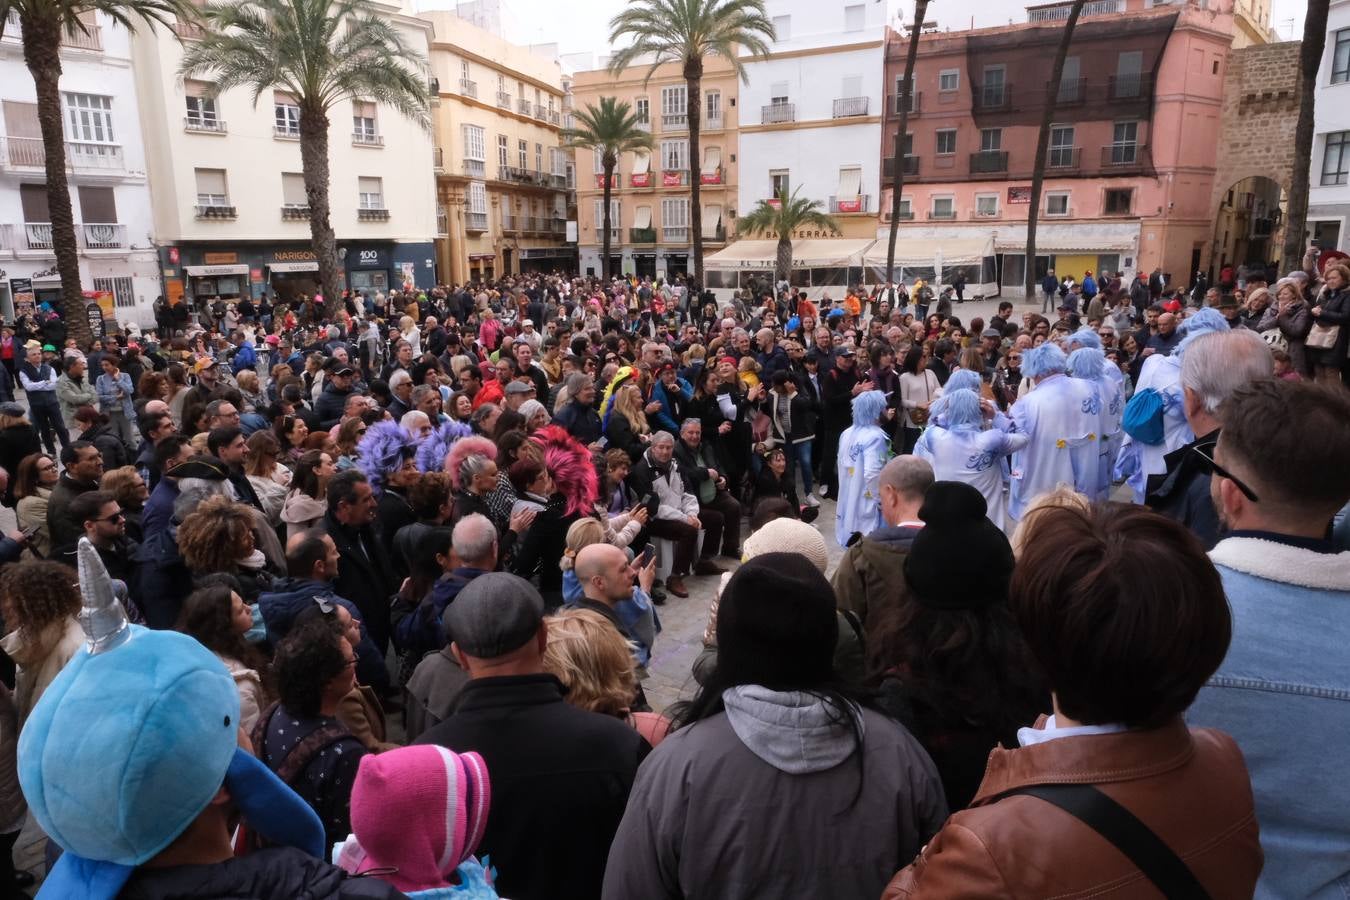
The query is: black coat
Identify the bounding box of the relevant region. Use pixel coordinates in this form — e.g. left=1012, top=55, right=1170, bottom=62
left=376, top=488, right=416, bottom=579
left=1145, top=430, right=1222, bottom=551
left=119, top=847, right=404, bottom=900
left=0, top=423, right=39, bottom=504
left=416, top=674, right=649, bottom=900
left=47, top=472, right=99, bottom=551
left=314, top=382, right=354, bottom=428
left=82, top=422, right=133, bottom=472
left=322, top=511, right=397, bottom=652
left=673, top=438, right=729, bottom=500
left=821, top=366, right=860, bottom=429
left=604, top=413, right=647, bottom=464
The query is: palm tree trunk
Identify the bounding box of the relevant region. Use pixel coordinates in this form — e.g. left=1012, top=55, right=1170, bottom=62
left=776, top=237, right=792, bottom=286
left=23, top=18, right=92, bottom=347
left=1026, top=0, right=1085, bottom=301
left=885, top=0, right=928, bottom=293
left=299, top=105, right=339, bottom=313
left=1283, top=0, right=1330, bottom=273
left=685, top=59, right=704, bottom=292
left=601, top=156, right=615, bottom=281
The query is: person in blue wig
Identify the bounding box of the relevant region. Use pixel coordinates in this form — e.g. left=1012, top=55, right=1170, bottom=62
left=835, top=390, right=893, bottom=547
left=1007, top=342, right=1099, bottom=521
left=1068, top=346, right=1124, bottom=501
left=915, top=389, right=1028, bottom=532
left=17, top=538, right=402, bottom=899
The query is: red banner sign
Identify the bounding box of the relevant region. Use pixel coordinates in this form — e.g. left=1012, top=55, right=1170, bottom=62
left=594, top=174, right=616, bottom=188
left=700, top=169, right=722, bottom=185
left=631, top=172, right=651, bottom=188
left=662, top=171, right=684, bottom=187
left=835, top=197, right=861, bottom=213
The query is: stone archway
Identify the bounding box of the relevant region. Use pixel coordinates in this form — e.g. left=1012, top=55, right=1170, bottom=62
left=1211, top=175, right=1287, bottom=283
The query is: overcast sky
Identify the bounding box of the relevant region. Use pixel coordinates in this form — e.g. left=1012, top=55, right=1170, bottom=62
left=448, top=0, right=1309, bottom=62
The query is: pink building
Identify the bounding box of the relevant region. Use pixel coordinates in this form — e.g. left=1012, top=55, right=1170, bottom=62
left=881, top=0, right=1238, bottom=295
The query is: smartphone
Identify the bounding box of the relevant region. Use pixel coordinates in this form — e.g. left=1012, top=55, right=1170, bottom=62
left=637, top=545, right=656, bottom=568
left=639, top=493, right=653, bottom=508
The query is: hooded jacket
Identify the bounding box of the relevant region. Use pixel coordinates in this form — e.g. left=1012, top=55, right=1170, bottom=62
left=118, top=841, right=404, bottom=899
left=258, top=577, right=390, bottom=693
left=831, top=524, right=922, bottom=627
left=602, top=687, right=947, bottom=900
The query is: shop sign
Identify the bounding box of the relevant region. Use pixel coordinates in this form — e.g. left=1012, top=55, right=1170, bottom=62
left=85, top=301, right=106, bottom=339
left=1007, top=186, right=1032, bottom=204
left=9, top=278, right=34, bottom=317
left=273, top=250, right=318, bottom=262
left=204, top=251, right=239, bottom=265
left=251, top=269, right=264, bottom=283
left=347, top=247, right=389, bottom=269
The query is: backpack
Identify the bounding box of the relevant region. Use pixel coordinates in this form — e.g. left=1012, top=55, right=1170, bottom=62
left=1122, top=387, right=1166, bottom=445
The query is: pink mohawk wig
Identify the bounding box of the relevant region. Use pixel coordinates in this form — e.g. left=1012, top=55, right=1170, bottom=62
left=445, top=435, right=498, bottom=491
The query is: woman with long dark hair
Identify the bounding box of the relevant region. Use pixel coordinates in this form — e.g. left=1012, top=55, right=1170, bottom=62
left=603, top=553, right=947, bottom=899
left=174, top=576, right=271, bottom=732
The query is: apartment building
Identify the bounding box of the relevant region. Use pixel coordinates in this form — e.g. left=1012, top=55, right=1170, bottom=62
left=1309, top=0, right=1350, bottom=253
left=571, top=56, right=738, bottom=280
left=428, top=12, right=572, bottom=283
left=735, top=0, right=888, bottom=240
left=879, top=0, right=1240, bottom=293
left=128, top=1, right=437, bottom=309
left=0, top=10, right=160, bottom=325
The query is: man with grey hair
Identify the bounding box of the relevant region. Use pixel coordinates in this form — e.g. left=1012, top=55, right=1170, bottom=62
left=553, top=371, right=601, bottom=444
left=832, top=455, right=935, bottom=626
left=400, top=410, right=433, bottom=442
left=1146, top=328, right=1272, bottom=548
left=470, top=402, right=501, bottom=437
left=674, top=417, right=741, bottom=559
left=629, top=429, right=705, bottom=598
left=387, top=368, right=413, bottom=420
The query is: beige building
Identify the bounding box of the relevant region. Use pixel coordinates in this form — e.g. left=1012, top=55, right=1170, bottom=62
left=571, top=57, right=739, bottom=280
left=427, top=12, right=572, bottom=284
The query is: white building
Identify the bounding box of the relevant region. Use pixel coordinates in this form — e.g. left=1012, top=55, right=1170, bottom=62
left=735, top=0, right=887, bottom=240
left=0, top=10, right=161, bottom=326
left=1309, top=0, right=1350, bottom=252
left=128, top=0, right=438, bottom=310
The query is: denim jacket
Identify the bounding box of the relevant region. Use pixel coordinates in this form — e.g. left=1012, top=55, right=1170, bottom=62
left=96, top=370, right=135, bottom=419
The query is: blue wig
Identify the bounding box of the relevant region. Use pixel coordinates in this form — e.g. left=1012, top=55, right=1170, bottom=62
left=852, top=389, right=889, bottom=427
left=1067, top=346, right=1105, bottom=380
left=415, top=419, right=474, bottom=473
left=943, top=388, right=984, bottom=428
left=1066, top=328, right=1101, bottom=351
left=1020, top=341, right=1068, bottom=380
left=356, top=420, right=415, bottom=495
left=1175, top=307, right=1229, bottom=360
left=944, top=369, right=981, bottom=395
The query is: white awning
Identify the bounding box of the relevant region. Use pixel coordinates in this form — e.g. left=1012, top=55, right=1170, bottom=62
left=989, top=222, right=1138, bottom=253
left=702, top=204, right=722, bottom=239
left=706, top=237, right=875, bottom=270
left=268, top=261, right=319, bottom=273
left=837, top=167, right=862, bottom=198
left=632, top=152, right=650, bottom=175
left=185, top=264, right=249, bottom=277
left=633, top=205, right=652, bottom=230
left=701, top=147, right=721, bottom=176
left=864, top=236, right=993, bottom=267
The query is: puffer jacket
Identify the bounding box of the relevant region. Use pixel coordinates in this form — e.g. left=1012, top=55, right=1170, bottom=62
left=830, top=524, right=922, bottom=627
left=119, top=846, right=406, bottom=899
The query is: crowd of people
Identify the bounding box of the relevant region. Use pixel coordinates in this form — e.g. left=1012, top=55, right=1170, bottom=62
left=0, top=258, right=1345, bottom=899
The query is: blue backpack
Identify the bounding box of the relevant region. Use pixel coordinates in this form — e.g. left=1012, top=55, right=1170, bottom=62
left=1122, top=387, right=1166, bottom=445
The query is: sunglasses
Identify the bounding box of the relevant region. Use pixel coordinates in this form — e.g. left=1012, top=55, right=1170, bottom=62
left=1190, top=444, right=1259, bottom=503
left=92, top=510, right=125, bottom=524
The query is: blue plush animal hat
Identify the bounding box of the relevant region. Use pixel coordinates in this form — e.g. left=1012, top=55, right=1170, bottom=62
left=19, top=539, right=324, bottom=899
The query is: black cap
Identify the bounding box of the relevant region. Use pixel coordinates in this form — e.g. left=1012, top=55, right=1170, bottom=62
left=904, top=482, right=1014, bottom=610
left=164, top=455, right=230, bottom=481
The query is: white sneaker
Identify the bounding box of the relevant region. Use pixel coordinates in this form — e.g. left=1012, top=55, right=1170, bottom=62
left=804, top=494, right=821, bottom=508
left=817, top=485, right=829, bottom=498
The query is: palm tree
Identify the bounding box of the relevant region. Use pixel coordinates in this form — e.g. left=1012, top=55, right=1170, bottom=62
left=609, top=0, right=775, bottom=291
left=736, top=187, right=840, bottom=285
left=1283, top=0, right=1331, bottom=273
left=1025, top=0, right=1085, bottom=301
left=562, top=97, right=654, bottom=282
left=7, top=0, right=191, bottom=345
left=884, top=0, right=930, bottom=292
left=181, top=0, right=428, bottom=309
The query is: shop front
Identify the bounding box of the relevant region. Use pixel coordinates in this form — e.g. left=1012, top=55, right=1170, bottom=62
left=342, top=244, right=392, bottom=296
left=468, top=253, right=496, bottom=282
left=518, top=246, right=577, bottom=275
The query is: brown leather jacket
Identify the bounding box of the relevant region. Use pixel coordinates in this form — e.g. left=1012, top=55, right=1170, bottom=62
left=883, top=718, right=1262, bottom=899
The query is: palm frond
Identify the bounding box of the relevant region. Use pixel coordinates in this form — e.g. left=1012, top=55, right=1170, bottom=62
left=736, top=187, right=840, bottom=237
left=608, top=0, right=775, bottom=85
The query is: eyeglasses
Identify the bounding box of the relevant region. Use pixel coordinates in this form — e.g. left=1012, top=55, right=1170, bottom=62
left=1190, top=444, right=1259, bottom=503
left=37, top=463, right=56, bottom=472
left=92, top=510, right=125, bottom=524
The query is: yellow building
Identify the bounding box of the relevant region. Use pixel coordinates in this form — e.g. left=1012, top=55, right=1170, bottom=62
left=1231, top=0, right=1274, bottom=48
left=571, top=57, right=739, bottom=280
left=427, top=12, right=572, bottom=283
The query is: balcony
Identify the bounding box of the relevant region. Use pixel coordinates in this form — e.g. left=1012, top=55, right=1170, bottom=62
left=61, top=24, right=101, bottom=51
left=761, top=103, right=795, bottom=125
left=630, top=171, right=653, bottom=188
left=663, top=226, right=689, bottom=243
left=465, top=211, right=488, bottom=232
left=1108, top=74, right=1154, bottom=103
left=635, top=119, right=652, bottom=132
left=533, top=106, right=547, bottom=122
left=0, top=137, right=125, bottom=173
left=195, top=204, right=237, bottom=220
left=497, top=90, right=512, bottom=109
left=1048, top=146, right=1081, bottom=170
left=172, top=18, right=203, bottom=39
left=549, top=173, right=567, bottom=189
left=888, top=92, right=921, bottom=116
left=882, top=155, right=920, bottom=180
left=1044, top=204, right=1073, bottom=218
left=974, top=84, right=1012, bottom=111
left=703, top=224, right=727, bottom=243
left=184, top=116, right=227, bottom=134
left=459, top=78, right=477, bottom=99
left=463, top=159, right=486, bottom=178
left=629, top=227, right=656, bottom=244
left=273, top=124, right=301, bottom=140
left=0, top=224, right=13, bottom=254
left=280, top=205, right=310, bottom=221
left=699, top=166, right=723, bottom=185
left=833, top=96, right=869, bottom=118
left=22, top=223, right=53, bottom=251
left=1028, top=0, right=1123, bottom=21
left=829, top=195, right=871, bottom=214
left=660, top=170, right=689, bottom=187
left=883, top=209, right=915, bottom=222
left=971, top=207, right=1001, bottom=220
left=352, top=131, right=383, bottom=147
left=970, top=150, right=1009, bottom=174
left=549, top=219, right=566, bottom=235
left=1100, top=144, right=1151, bottom=173
left=80, top=223, right=126, bottom=249
left=517, top=98, right=532, bottom=116
left=705, top=114, right=724, bottom=130
left=662, top=112, right=687, bottom=130
left=357, top=207, right=390, bottom=221
left=1051, top=77, right=1088, bottom=106
left=501, top=216, right=518, bottom=234
left=928, top=208, right=957, bottom=221
left=548, top=110, right=560, bottom=125
left=433, top=147, right=444, bottom=171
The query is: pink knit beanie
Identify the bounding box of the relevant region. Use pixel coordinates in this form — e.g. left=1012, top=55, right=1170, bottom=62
left=349, top=745, right=491, bottom=892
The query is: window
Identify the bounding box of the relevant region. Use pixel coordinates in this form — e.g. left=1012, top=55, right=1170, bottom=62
left=498, top=74, right=506, bottom=92
left=1110, top=121, right=1138, bottom=163
left=273, top=91, right=300, bottom=136
left=184, top=81, right=218, bottom=127
left=896, top=197, right=912, bottom=219
left=899, top=132, right=913, bottom=156
left=844, top=4, right=864, bottom=31
left=92, top=276, right=135, bottom=309
left=894, top=76, right=915, bottom=112
left=662, top=197, right=689, bottom=240
left=593, top=198, right=620, bottom=232
left=468, top=181, right=487, bottom=214
left=550, top=147, right=567, bottom=176
left=935, top=129, right=957, bottom=155
left=705, top=91, right=721, bottom=124
left=1058, top=56, right=1081, bottom=102
left=462, top=124, right=485, bottom=160
left=981, top=66, right=1006, bottom=106
left=1104, top=188, right=1133, bottom=215
left=518, top=139, right=528, bottom=170
left=63, top=93, right=114, bottom=143
left=593, top=147, right=605, bottom=174
left=1115, top=50, right=1143, bottom=98
left=1049, top=125, right=1075, bottom=167
left=497, top=134, right=508, bottom=167
left=78, top=185, right=116, bottom=223
left=635, top=97, right=649, bottom=124
left=1045, top=192, right=1070, bottom=216
left=194, top=167, right=228, bottom=206
left=980, top=128, right=1002, bottom=151
left=1334, top=29, right=1350, bottom=84
left=358, top=176, right=384, bottom=209
left=1323, top=131, right=1350, bottom=186
left=975, top=194, right=998, bottom=217
left=281, top=172, right=307, bottom=207
left=660, top=139, right=688, bottom=172
left=931, top=196, right=955, bottom=218
left=770, top=81, right=790, bottom=107
left=938, top=69, right=960, bottom=92
left=535, top=142, right=542, bottom=173
left=352, top=100, right=377, bottom=140
left=770, top=169, right=789, bottom=199
left=772, top=14, right=789, bottom=41
left=461, top=60, right=470, bottom=80
left=661, top=85, right=687, bottom=126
